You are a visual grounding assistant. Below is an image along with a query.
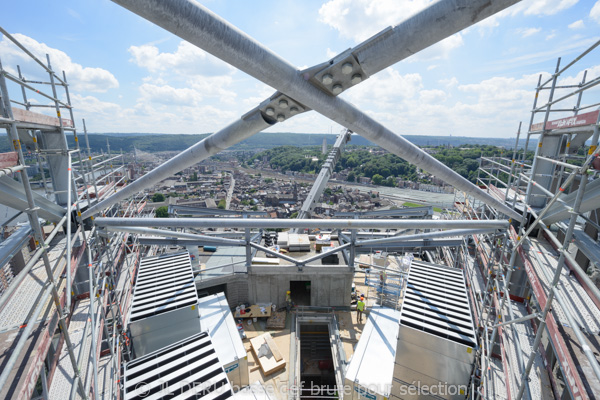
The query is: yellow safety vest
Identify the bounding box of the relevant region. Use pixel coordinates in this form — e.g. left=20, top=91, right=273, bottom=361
left=357, top=301, right=365, bottom=311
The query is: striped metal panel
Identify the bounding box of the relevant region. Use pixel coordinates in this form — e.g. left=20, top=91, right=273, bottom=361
left=130, top=252, right=197, bottom=322
left=124, top=332, right=233, bottom=400
left=400, top=261, right=477, bottom=347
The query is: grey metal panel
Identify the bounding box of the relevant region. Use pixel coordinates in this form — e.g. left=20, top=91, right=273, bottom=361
left=129, top=251, right=202, bottom=358
left=124, top=332, right=233, bottom=400
left=0, top=175, right=65, bottom=222
left=0, top=226, right=32, bottom=268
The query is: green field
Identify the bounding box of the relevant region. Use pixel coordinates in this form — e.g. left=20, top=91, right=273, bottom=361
left=402, top=202, right=443, bottom=213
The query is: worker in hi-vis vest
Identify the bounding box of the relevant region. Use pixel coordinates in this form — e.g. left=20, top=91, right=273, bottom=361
left=286, top=290, right=292, bottom=312
left=357, top=296, right=365, bottom=323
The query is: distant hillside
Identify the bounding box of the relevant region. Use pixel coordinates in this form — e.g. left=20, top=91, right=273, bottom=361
left=0, top=132, right=529, bottom=153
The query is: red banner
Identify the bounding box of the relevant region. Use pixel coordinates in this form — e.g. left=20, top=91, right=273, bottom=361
left=531, top=110, right=599, bottom=132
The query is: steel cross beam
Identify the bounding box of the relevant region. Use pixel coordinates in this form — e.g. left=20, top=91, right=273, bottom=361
left=83, top=0, right=521, bottom=220
left=94, top=217, right=509, bottom=230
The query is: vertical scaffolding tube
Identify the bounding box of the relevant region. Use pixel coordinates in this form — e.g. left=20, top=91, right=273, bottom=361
left=505, top=122, right=522, bottom=200
left=524, top=59, right=560, bottom=205
left=66, top=152, right=73, bottom=309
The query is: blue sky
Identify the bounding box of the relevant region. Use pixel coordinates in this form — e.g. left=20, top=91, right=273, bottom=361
left=1, top=0, right=600, bottom=138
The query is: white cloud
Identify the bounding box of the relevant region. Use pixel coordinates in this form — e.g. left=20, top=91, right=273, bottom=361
left=510, top=0, right=579, bottom=16
left=408, top=34, right=464, bottom=62
left=326, top=48, right=337, bottom=59
left=343, top=67, right=423, bottom=109
left=419, top=89, right=446, bottom=104
left=568, top=20, right=585, bottom=29
left=0, top=33, right=118, bottom=93
left=591, top=1, right=600, bottom=23
left=318, top=0, right=434, bottom=43
left=516, top=27, right=542, bottom=38
left=475, top=0, right=578, bottom=35
left=71, top=92, right=238, bottom=134
left=546, top=31, right=557, bottom=40
left=557, top=64, right=600, bottom=86
left=138, top=83, right=203, bottom=106
left=128, top=40, right=235, bottom=77
left=439, top=77, right=459, bottom=89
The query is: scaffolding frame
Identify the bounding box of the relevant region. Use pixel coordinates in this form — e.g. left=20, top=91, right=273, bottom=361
left=459, top=39, right=600, bottom=400
left=0, top=29, right=138, bottom=400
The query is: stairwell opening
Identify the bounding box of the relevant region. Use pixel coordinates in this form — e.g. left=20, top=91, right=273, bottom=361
left=299, top=323, right=337, bottom=399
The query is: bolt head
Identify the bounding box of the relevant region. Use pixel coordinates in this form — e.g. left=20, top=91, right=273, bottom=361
left=332, top=84, right=343, bottom=95
left=279, top=99, right=288, bottom=109
left=290, top=106, right=299, bottom=114
left=341, top=62, right=353, bottom=75
left=277, top=114, right=285, bottom=122
left=351, top=74, right=362, bottom=85
left=322, top=74, right=333, bottom=85
left=266, top=107, right=275, bottom=116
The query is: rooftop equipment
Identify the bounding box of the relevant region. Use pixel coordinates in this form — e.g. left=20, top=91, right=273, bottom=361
left=198, top=292, right=249, bottom=390
left=344, top=306, right=402, bottom=400
left=393, top=260, right=477, bottom=399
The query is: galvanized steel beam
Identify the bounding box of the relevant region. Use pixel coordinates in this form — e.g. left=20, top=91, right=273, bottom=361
left=89, top=0, right=522, bottom=221
left=94, top=217, right=509, bottom=230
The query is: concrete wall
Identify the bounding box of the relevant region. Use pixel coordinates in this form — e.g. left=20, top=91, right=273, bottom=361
left=247, top=265, right=353, bottom=307
left=195, top=274, right=249, bottom=306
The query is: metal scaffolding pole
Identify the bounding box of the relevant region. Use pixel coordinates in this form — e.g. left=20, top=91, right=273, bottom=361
left=515, top=158, right=599, bottom=399
left=524, top=59, right=560, bottom=205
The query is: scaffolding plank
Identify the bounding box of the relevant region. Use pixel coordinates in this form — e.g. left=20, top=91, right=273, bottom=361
left=0, top=233, right=85, bottom=399
left=48, top=298, right=92, bottom=400
left=11, top=107, right=74, bottom=128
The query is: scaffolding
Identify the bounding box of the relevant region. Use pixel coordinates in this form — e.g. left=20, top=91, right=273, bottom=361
left=1, top=1, right=600, bottom=399
left=0, top=29, right=143, bottom=399
left=456, top=39, right=600, bottom=400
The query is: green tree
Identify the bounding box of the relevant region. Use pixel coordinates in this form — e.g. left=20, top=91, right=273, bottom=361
left=155, top=206, right=168, bottom=218
left=372, top=174, right=384, bottom=185
left=264, top=178, right=273, bottom=184
left=347, top=171, right=356, bottom=182
left=290, top=211, right=298, bottom=218
left=152, top=193, right=165, bottom=202
left=218, top=199, right=226, bottom=209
